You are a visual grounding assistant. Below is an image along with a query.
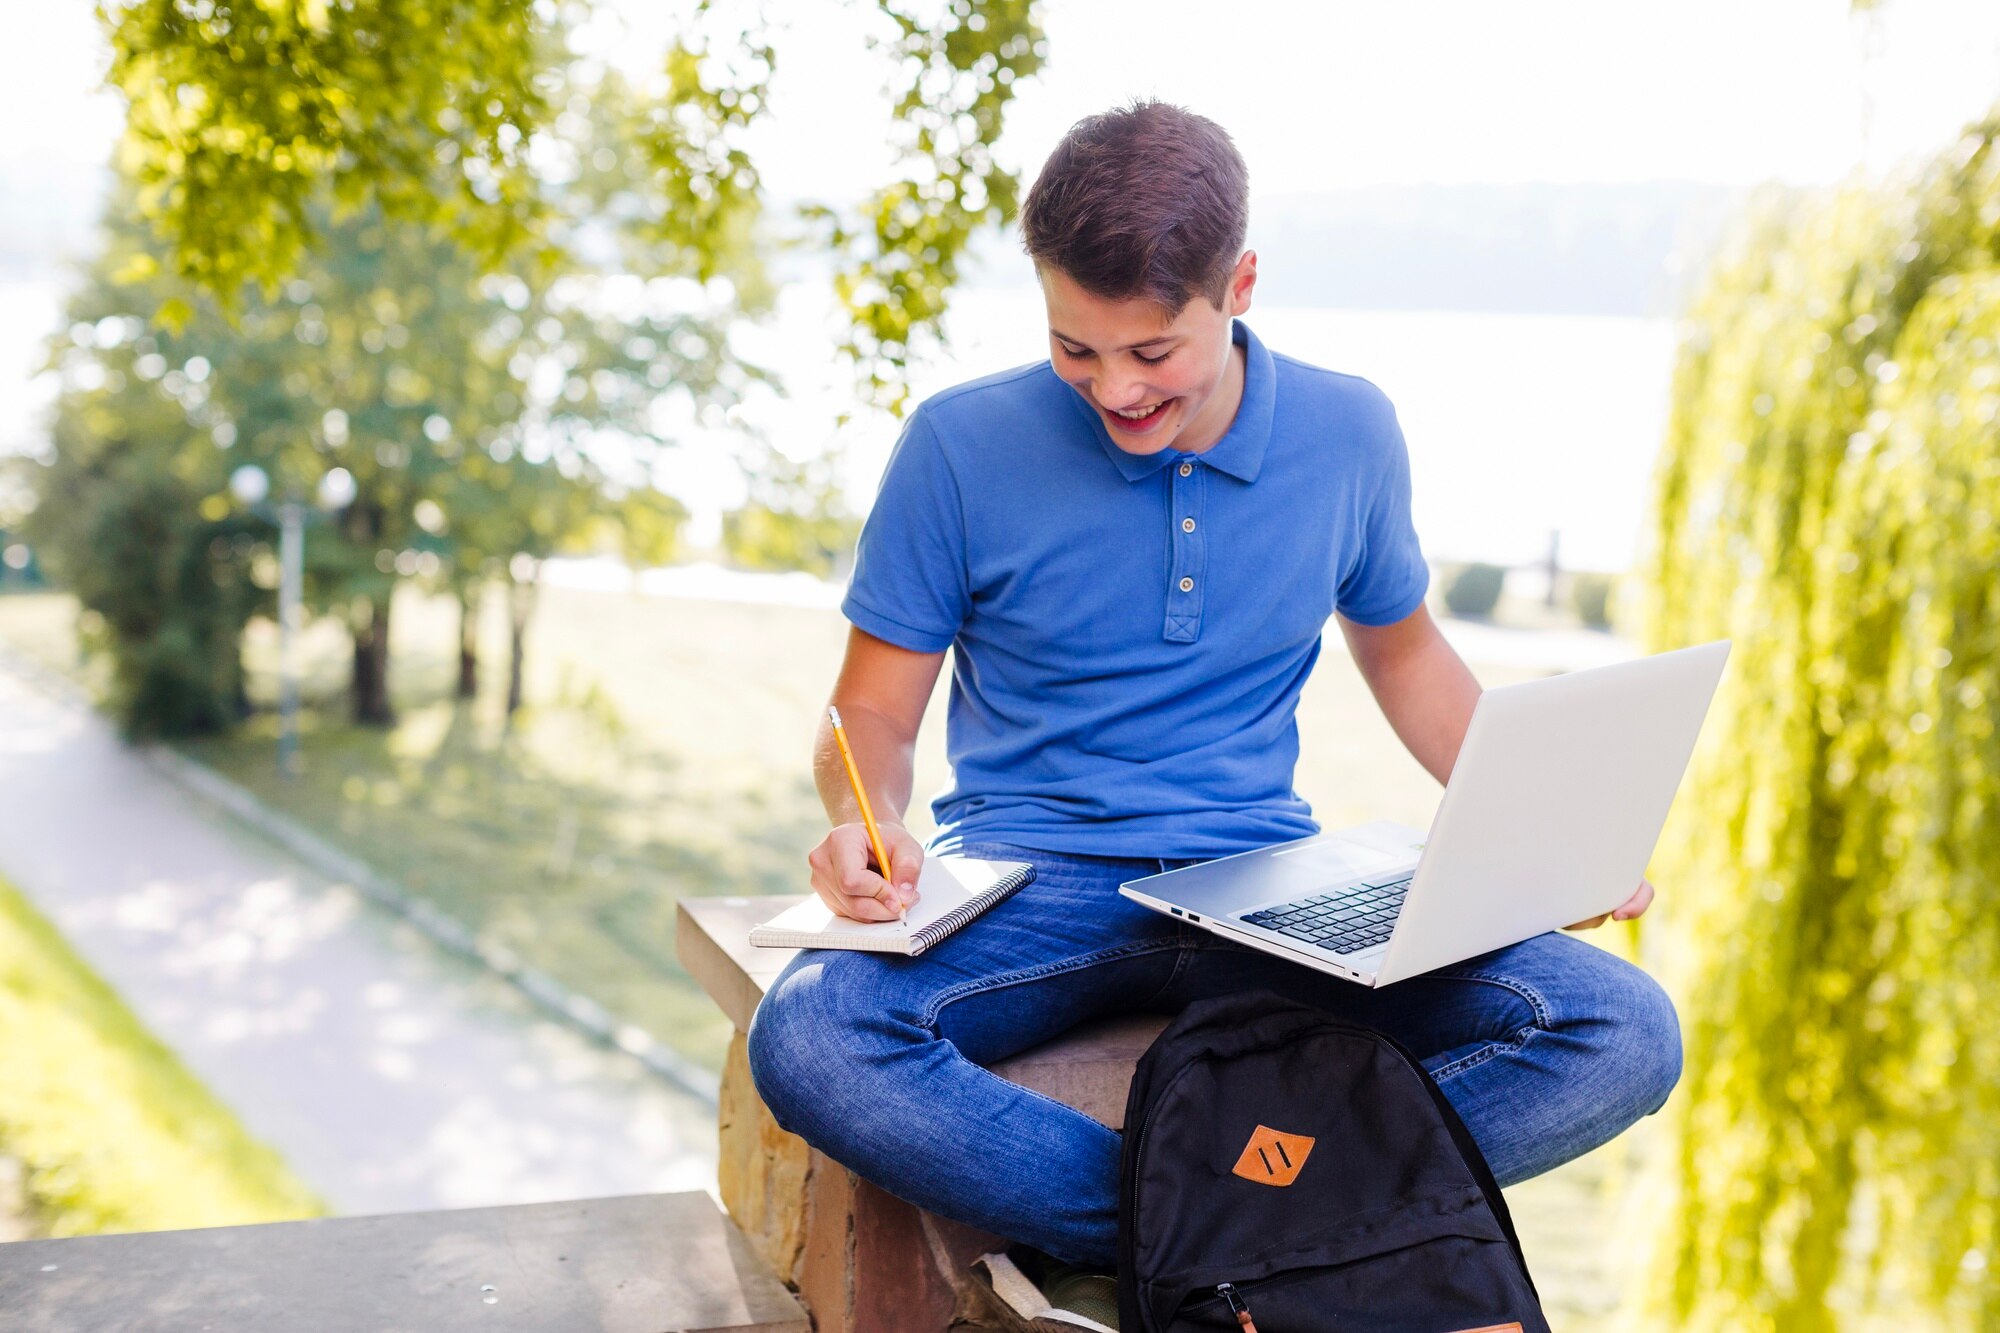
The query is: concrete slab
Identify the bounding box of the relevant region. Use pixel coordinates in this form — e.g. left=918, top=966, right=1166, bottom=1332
left=0, top=1192, right=808, bottom=1333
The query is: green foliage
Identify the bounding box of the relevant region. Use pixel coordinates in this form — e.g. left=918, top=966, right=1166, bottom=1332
left=1569, top=572, right=1615, bottom=629
left=721, top=444, right=859, bottom=578
left=1639, top=113, right=2000, bottom=1328
left=25, top=203, right=266, bottom=735
left=102, top=0, right=1044, bottom=409
left=1440, top=561, right=1507, bottom=617
left=0, top=874, right=323, bottom=1233
left=101, top=0, right=551, bottom=306
left=819, top=0, right=1047, bottom=413
left=31, top=168, right=718, bottom=733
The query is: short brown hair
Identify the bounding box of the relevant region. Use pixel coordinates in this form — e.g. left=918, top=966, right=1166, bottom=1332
left=1020, top=101, right=1248, bottom=315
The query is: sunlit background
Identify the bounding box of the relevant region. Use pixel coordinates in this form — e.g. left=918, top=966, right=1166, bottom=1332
left=2, top=3, right=1998, bottom=1329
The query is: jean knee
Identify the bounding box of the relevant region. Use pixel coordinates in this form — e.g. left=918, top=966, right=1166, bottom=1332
left=1614, top=965, right=1683, bottom=1115
left=746, top=968, right=830, bottom=1137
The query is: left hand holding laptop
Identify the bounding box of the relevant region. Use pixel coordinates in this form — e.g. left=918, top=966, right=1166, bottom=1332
left=1565, top=875, right=1656, bottom=931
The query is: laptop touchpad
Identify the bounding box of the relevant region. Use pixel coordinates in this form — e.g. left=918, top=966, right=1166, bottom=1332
left=1270, top=840, right=1411, bottom=883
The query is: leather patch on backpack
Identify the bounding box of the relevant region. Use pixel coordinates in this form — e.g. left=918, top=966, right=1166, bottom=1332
left=1230, top=1124, right=1315, bottom=1186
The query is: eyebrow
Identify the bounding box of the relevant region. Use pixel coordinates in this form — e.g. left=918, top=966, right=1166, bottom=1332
left=1049, top=328, right=1176, bottom=352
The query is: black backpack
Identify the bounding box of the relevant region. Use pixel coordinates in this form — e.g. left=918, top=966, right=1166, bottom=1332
left=1117, top=991, right=1550, bottom=1333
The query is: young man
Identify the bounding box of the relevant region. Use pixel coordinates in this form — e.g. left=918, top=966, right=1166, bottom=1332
left=748, top=102, right=1677, bottom=1272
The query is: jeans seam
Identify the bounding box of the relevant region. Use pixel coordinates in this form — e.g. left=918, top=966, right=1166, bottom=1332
left=921, top=938, right=1184, bottom=1030
left=1422, top=968, right=1555, bottom=1084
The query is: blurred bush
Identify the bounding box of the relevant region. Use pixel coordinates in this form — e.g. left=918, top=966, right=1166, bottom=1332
left=1439, top=561, right=1507, bottom=618
left=1638, top=110, right=2000, bottom=1329
left=1569, top=572, right=1615, bottom=629
left=721, top=444, right=860, bottom=579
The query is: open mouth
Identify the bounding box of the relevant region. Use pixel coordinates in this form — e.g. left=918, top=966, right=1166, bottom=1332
left=1105, top=398, right=1173, bottom=432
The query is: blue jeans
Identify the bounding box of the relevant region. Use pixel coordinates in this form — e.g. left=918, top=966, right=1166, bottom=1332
left=747, top=842, right=1681, bottom=1268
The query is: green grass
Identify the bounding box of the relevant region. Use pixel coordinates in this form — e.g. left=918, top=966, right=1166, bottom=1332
left=0, top=873, right=324, bottom=1236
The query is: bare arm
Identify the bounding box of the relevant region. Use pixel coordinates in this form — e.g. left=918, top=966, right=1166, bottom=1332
left=806, top=627, right=946, bottom=921
left=1336, top=602, right=1482, bottom=787
left=1336, top=603, right=1652, bottom=928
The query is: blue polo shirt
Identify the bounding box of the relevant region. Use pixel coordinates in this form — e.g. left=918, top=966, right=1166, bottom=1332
left=841, top=320, right=1429, bottom=858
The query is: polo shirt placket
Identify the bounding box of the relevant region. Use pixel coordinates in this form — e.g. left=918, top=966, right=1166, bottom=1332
left=1164, top=458, right=1206, bottom=643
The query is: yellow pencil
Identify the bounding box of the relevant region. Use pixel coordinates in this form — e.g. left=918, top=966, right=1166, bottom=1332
left=827, top=705, right=905, bottom=924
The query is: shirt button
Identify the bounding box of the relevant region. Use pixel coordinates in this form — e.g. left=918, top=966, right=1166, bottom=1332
left=1178, top=462, right=1193, bottom=477
left=1179, top=576, right=1195, bottom=592
left=1181, top=517, right=1196, bottom=533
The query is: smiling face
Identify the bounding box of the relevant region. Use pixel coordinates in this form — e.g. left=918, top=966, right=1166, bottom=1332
left=1041, top=252, right=1257, bottom=457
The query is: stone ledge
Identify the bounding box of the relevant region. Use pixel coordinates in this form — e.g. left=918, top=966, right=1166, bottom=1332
left=0, top=1192, right=806, bottom=1333
left=677, top=895, right=1167, bottom=1333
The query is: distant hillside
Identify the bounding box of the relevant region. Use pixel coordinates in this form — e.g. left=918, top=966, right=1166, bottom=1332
left=1250, top=182, right=1755, bottom=318
left=7, top=167, right=1764, bottom=320
left=957, top=180, right=1769, bottom=319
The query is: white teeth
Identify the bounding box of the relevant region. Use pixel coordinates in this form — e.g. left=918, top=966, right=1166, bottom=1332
left=1113, top=402, right=1162, bottom=420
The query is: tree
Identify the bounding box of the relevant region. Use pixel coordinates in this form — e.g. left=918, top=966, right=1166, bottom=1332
left=1638, top=112, right=2000, bottom=1329
left=98, top=0, right=1047, bottom=412
left=25, top=286, right=264, bottom=735
left=51, top=1, right=1047, bottom=733
left=31, top=167, right=728, bottom=733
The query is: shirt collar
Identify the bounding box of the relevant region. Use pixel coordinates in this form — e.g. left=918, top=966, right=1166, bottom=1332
left=1068, top=319, right=1275, bottom=485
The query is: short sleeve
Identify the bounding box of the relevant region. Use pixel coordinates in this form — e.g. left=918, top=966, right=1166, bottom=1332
left=1335, top=397, right=1430, bottom=626
left=841, top=410, right=971, bottom=652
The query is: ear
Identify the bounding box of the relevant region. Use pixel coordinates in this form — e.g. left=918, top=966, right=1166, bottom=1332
left=1227, top=250, right=1257, bottom=317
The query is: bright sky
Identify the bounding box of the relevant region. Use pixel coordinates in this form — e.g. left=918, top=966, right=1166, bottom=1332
left=718, top=0, right=2000, bottom=197
left=6, top=2, right=2000, bottom=200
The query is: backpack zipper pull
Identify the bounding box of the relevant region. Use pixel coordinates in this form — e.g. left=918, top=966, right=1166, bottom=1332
left=1215, top=1283, right=1260, bottom=1332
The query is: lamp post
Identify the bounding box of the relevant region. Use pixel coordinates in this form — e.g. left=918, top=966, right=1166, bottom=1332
left=230, top=464, right=356, bottom=776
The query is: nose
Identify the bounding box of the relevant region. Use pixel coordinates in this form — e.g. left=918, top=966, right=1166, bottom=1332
left=1100, top=374, right=1150, bottom=410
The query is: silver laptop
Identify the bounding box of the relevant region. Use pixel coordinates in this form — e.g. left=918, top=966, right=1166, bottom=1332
left=1120, top=639, right=1730, bottom=986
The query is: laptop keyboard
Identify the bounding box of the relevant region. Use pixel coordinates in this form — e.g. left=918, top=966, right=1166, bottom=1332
left=1241, top=877, right=1412, bottom=955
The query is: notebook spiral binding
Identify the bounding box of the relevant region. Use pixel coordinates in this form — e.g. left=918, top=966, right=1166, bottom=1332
left=912, top=863, right=1037, bottom=950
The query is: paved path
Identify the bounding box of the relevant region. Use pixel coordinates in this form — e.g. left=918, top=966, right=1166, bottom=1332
left=0, top=662, right=716, bottom=1216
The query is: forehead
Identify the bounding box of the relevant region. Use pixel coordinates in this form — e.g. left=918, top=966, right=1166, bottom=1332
left=1038, top=266, right=1199, bottom=344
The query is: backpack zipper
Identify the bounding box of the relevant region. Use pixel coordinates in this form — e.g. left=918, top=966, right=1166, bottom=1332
left=1216, top=1283, right=1260, bottom=1332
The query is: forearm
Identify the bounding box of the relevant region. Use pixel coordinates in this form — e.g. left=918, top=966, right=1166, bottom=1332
left=814, top=699, right=918, bottom=829
left=1349, top=617, right=1483, bottom=787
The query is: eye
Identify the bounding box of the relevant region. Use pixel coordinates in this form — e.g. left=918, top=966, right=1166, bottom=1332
left=1055, top=341, right=1091, bottom=359
left=1134, top=348, right=1172, bottom=366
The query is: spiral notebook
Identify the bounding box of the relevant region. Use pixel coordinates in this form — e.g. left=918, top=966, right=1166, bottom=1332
left=748, top=855, right=1036, bottom=955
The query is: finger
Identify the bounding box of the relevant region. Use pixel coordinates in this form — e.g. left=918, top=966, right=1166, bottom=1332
left=829, top=825, right=881, bottom=891
left=838, top=889, right=903, bottom=922
left=830, top=830, right=904, bottom=918
left=1564, top=913, right=1611, bottom=932
left=1613, top=880, right=1657, bottom=921
left=884, top=830, right=925, bottom=907
left=807, top=844, right=847, bottom=916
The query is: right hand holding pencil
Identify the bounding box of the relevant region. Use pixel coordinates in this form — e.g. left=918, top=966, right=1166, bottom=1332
left=808, top=822, right=924, bottom=922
